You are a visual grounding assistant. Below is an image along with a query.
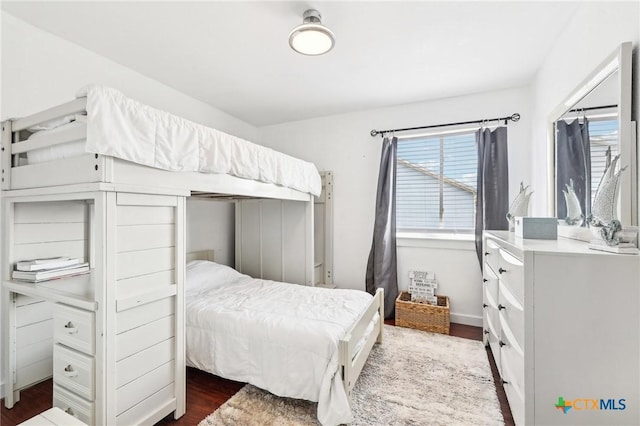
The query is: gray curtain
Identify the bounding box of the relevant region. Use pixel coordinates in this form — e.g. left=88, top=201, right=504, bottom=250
left=475, top=127, right=509, bottom=265
left=366, top=136, right=399, bottom=319
left=556, top=118, right=591, bottom=219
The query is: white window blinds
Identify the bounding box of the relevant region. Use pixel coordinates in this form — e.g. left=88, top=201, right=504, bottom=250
left=396, top=130, right=477, bottom=233
left=589, top=118, right=618, bottom=202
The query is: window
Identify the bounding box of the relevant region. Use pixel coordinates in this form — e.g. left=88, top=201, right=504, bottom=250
left=396, top=130, right=477, bottom=233
left=588, top=117, right=618, bottom=203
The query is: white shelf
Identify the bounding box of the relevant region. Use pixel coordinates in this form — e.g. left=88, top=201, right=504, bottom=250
left=4, top=272, right=97, bottom=311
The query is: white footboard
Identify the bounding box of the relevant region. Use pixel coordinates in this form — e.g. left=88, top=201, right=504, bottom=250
left=338, top=287, right=384, bottom=399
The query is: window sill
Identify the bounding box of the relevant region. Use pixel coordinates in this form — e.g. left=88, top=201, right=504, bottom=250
left=396, top=232, right=475, bottom=251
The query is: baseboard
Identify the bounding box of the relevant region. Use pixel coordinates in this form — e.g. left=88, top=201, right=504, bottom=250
left=0, top=381, right=4, bottom=400
left=450, top=312, right=482, bottom=327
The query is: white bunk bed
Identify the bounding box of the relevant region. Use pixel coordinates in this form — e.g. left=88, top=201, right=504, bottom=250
left=1, top=87, right=382, bottom=426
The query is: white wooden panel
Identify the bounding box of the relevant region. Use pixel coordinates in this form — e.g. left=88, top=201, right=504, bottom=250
left=261, top=200, right=283, bottom=281
left=116, top=247, right=174, bottom=280
left=2, top=120, right=12, bottom=189
left=16, top=300, right=53, bottom=327
left=115, top=361, right=175, bottom=416
left=16, top=319, right=53, bottom=347
left=116, top=224, right=175, bottom=253
left=116, top=286, right=177, bottom=312
left=11, top=98, right=86, bottom=132
left=238, top=200, right=261, bottom=278
left=282, top=201, right=307, bottom=284
left=14, top=223, right=85, bottom=244
left=116, top=193, right=177, bottom=207
left=113, top=157, right=311, bottom=202
left=15, top=357, right=52, bottom=389
left=18, top=414, right=57, bottom=426
left=116, top=270, right=174, bottom=300
left=116, top=315, right=175, bottom=361
left=33, top=407, right=88, bottom=426
left=15, top=294, right=45, bottom=307
left=14, top=201, right=86, bottom=223
left=16, top=338, right=53, bottom=369
left=11, top=155, right=103, bottom=190
left=116, top=297, right=174, bottom=334
left=115, top=383, right=175, bottom=426
left=116, top=206, right=174, bottom=226
left=116, top=338, right=174, bottom=388
left=314, top=204, right=325, bottom=265
left=12, top=125, right=86, bottom=155
left=14, top=241, right=87, bottom=264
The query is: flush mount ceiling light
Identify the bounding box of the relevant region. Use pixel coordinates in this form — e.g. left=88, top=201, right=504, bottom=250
left=288, top=9, right=335, bottom=56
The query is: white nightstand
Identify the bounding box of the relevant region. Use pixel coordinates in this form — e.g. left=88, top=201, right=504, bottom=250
left=18, top=407, right=87, bottom=426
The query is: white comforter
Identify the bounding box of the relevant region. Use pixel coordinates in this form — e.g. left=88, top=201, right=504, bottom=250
left=185, top=261, right=373, bottom=425
left=76, top=85, right=321, bottom=196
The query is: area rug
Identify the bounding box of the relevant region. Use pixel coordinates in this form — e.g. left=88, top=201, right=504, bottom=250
left=199, top=325, right=503, bottom=425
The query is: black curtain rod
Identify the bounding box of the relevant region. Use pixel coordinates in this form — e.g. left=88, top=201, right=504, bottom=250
left=370, top=113, right=520, bottom=137
left=567, top=104, right=617, bottom=114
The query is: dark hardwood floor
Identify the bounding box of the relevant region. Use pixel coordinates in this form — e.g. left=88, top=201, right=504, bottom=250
left=1, top=323, right=513, bottom=425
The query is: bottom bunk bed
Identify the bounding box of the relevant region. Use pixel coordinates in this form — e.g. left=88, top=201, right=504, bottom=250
left=184, top=256, right=384, bottom=426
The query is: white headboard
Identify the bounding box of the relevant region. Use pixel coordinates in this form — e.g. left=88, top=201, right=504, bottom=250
left=186, top=250, right=215, bottom=263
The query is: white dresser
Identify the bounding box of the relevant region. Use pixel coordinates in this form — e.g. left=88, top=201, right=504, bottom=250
left=483, top=231, right=639, bottom=426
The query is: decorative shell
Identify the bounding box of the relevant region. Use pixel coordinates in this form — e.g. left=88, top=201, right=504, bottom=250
left=506, top=182, right=533, bottom=225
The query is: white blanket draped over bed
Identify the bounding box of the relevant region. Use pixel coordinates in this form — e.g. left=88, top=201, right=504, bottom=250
left=185, top=261, right=373, bottom=426
left=48, top=85, right=322, bottom=196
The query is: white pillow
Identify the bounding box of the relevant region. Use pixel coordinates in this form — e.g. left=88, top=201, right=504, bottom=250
left=28, top=114, right=85, bottom=132
left=186, top=260, right=243, bottom=291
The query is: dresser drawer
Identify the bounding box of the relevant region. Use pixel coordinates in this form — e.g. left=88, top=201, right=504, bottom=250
left=499, top=315, right=524, bottom=399
left=53, top=344, right=95, bottom=401
left=484, top=238, right=501, bottom=275
left=497, top=248, right=524, bottom=304
left=483, top=265, right=499, bottom=307
left=53, top=384, right=94, bottom=425
left=498, top=281, right=524, bottom=350
left=54, top=304, right=95, bottom=356
left=484, top=310, right=501, bottom=376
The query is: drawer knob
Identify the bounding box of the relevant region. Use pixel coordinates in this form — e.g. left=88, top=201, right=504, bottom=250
left=483, top=329, right=489, bottom=335
left=498, top=267, right=507, bottom=274
left=64, top=364, right=78, bottom=378
left=499, top=340, right=506, bottom=347
left=482, top=303, right=488, bottom=308
left=482, top=278, right=488, bottom=283
left=65, top=407, right=75, bottom=416
left=502, top=379, right=509, bottom=385
left=498, top=304, right=506, bottom=311
left=64, top=321, right=78, bottom=334
left=484, top=251, right=489, bottom=256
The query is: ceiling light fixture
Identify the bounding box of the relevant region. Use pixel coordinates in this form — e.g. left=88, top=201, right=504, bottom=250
left=288, top=9, right=335, bottom=56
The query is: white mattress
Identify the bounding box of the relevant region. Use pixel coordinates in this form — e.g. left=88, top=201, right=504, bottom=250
left=185, top=261, right=375, bottom=426
left=26, top=86, right=322, bottom=196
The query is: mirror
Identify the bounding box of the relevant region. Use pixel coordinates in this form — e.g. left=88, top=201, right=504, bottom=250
left=549, top=42, right=636, bottom=240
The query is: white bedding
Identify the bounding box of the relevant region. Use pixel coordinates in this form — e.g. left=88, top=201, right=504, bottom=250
left=185, top=261, right=374, bottom=426
left=26, top=86, right=321, bottom=196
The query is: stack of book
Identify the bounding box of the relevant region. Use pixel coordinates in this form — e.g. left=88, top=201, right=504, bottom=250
left=12, top=257, right=90, bottom=283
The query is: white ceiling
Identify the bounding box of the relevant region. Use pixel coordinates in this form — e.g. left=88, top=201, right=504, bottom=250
left=2, top=1, right=581, bottom=127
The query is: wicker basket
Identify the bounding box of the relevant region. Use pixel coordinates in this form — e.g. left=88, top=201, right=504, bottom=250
left=395, top=291, right=450, bottom=335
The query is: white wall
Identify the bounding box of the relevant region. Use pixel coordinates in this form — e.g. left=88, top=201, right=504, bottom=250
left=529, top=2, right=640, bottom=218
left=0, top=13, right=249, bottom=398
left=259, top=87, right=532, bottom=326
left=186, top=199, right=235, bottom=267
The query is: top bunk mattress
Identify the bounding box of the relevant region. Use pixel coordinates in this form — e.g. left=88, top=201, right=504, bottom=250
left=25, top=86, right=322, bottom=197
